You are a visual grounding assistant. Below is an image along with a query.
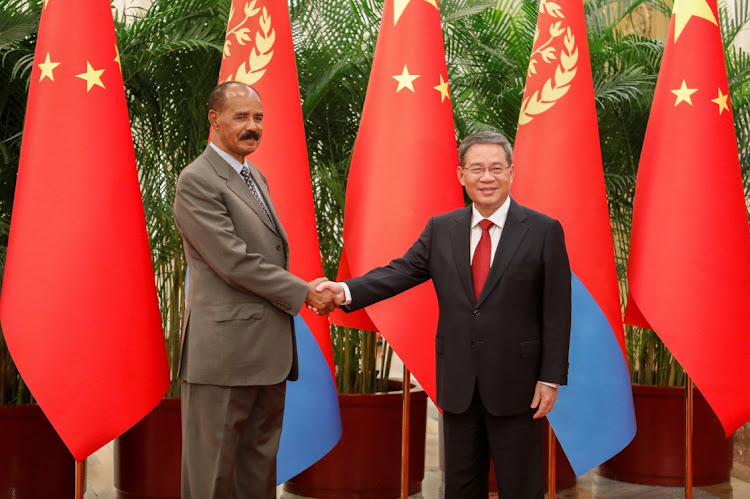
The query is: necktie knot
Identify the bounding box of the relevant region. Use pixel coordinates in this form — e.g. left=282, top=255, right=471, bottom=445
left=479, top=219, right=494, bottom=231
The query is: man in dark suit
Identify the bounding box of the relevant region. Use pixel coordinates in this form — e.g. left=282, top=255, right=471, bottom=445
left=316, top=131, right=571, bottom=498
left=173, top=82, right=339, bottom=498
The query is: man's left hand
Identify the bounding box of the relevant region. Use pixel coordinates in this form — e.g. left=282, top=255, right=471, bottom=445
left=530, top=382, right=558, bottom=419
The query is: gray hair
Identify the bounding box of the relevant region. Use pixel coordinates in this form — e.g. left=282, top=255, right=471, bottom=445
left=458, top=131, right=513, bottom=167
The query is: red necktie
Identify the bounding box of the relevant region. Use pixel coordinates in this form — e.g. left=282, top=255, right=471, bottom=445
left=472, top=219, right=494, bottom=300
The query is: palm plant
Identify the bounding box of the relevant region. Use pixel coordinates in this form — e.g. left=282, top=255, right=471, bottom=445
left=115, top=0, right=226, bottom=396
left=290, top=0, right=390, bottom=393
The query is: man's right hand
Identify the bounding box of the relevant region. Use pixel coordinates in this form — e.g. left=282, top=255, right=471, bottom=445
left=316, top=281, right=346, bottom=304
left=305, top=277, right=341, bottom=315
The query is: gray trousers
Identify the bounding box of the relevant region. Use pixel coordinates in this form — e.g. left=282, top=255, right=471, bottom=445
left=181, top=380, right=286, bottom=499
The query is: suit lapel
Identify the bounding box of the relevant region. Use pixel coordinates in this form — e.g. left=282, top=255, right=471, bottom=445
left=202, top=146, right=280, bottom=236
left=450, top=206, right=475, bottom=304
left=246, top=162, right=291, bottom=257
left=477, top=199, right=529, bottom=306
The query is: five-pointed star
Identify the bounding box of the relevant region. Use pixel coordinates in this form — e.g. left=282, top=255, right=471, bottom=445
left=393, top=0, right=439, bottom=25
left=672, top=0, right=717, bottom=42
left=76, top=62, right=105, bottom=92
left=38, top=52, right=60, bottom=82
left=392, top=65, right=420, bottom=93
left=711, top=88, right=730, bottom=114
left=671, top=80, right=698, bottom=106
left=114, top=44, right=121, bottom=71
left=43, top=0, right=49, bottom=9
left=433, top=74, right=450, bottom=102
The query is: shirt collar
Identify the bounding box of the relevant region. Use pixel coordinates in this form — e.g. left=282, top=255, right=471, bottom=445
left=471, top=196, right=511, bottom=229
left=210, top=142, right=247, bottom=175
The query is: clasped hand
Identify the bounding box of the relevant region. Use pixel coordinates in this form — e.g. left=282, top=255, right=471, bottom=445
left=305, top=278, right=341, bottom=315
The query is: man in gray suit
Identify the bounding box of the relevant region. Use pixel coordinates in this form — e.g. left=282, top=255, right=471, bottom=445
left=174, top=82, right=339, bottom=498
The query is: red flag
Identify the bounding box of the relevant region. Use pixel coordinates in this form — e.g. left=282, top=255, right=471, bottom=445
left=332, top=0, right=464, bottom=403
left=511, top=0, right=635, bottom=473
left=216, top=0, right=341, bottom=481
left=625, top=0, right=750, bottom=435
left=217, top=0, right=334, bottom=374
left=0, top=0, right=169, bottom=460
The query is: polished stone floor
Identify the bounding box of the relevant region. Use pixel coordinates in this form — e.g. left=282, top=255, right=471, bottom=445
left=85, top=406, right=750, bottom=499
left=84, top=353, right=750, bottom=498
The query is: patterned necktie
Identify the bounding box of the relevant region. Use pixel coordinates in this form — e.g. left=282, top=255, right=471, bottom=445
left=472, top=219, right=494, bottom=300
left=239, top=165, right=273, bottom=224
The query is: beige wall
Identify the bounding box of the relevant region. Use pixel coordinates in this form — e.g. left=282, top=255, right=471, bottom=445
left=112, top=0, right=153, bottom=18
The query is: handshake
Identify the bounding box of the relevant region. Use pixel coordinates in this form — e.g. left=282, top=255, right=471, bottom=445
left=305, top=278, right=346, bottom=316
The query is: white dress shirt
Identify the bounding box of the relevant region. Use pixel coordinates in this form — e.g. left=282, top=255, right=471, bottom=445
left=469, top=195, right=511, bottom=266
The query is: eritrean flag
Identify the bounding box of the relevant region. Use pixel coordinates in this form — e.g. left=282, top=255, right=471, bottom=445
left=512, top=0, right=636, bottom=475
left=217, top=0, right=342, bottom=481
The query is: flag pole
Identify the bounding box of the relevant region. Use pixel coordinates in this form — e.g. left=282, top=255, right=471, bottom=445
left=685, top=374, right=694, bottom=499
left=548, top=423, right=556, bottom=499
left=401, top=365, right=412, bottom=499
left=75, top=460, right=85, bottom=499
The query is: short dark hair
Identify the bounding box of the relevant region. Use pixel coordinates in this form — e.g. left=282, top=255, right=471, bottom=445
left=458, top=131, right=513, bottom=167
left=207, top=81, right=260, bottom=114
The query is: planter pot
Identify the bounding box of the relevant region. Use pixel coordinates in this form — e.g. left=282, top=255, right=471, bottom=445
left=284, top=381, right=428, bottom=499
left=0, top=404, right=75, bottom=498
left=488, top=419, right=576, bottom=491
left=598, top=384, right=733, bottom=486
left=114, top=398, right=181, bottom=499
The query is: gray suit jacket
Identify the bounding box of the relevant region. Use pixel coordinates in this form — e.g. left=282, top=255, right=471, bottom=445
left=346, top=200, right=571, bottom=416
left=173, top=145, right=309, bottom=386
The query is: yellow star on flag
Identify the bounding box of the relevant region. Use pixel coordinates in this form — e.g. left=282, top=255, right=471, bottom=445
left=38, top=52, right=60, bottom=82
left=392, top=65, right=420, bottom=93
left=43, top=0, right=49, bottom=10
left=76, top=62, right=105, bottom=92
left=433, top=74, right=450, bottom=102
left=671, top=80, right=698, bottom=106
left=114, top=44, right=121, bottom=71
left=711, top=88, right=730, bottom=115
left=672, top=0, right=718, bottom=42
left=393, top=0, right=439, bottom=25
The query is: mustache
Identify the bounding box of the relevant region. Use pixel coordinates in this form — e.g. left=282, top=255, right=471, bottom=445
left=240, top=130, right=260, bottom=141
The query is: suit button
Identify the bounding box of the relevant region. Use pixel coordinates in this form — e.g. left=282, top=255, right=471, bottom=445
left=276, top=244, right=281, bottom=251
left=474, top=309, right=480, bottom=316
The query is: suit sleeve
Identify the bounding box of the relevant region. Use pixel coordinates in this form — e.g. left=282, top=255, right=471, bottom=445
left=538, top=219, right=572, bottom=385
left=174, top=168, right=308, bottom=315
left=346, top=217, right=434, bottom=311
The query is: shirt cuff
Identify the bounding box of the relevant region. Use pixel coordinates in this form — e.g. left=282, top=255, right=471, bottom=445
left=341, top=282, right=352, bottom=306
left=538, top=381, right=559, bottom=388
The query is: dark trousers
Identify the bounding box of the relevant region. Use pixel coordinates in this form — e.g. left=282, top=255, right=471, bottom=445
left=443, top=383, right=543, bottom=499
left=181, top=380, right=286, bottom=499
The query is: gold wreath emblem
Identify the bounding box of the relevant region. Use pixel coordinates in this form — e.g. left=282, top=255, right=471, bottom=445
left=222, top=1, right=275, bottom=85
left=518, top=0, right=578, bottom=126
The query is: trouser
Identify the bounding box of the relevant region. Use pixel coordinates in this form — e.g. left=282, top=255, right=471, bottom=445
left=181, top=380, right=286, bottom=499
left=443, top=383, right=543, bottom=499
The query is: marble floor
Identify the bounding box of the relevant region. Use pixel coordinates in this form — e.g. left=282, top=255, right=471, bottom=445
left=83, top=353, right=750, bottom=498
left=85, top=405, right=750, bottom=499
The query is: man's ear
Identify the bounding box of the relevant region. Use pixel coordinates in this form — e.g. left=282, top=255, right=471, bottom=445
left=208, top=109, right=218, bottom=128
left=456, top=166, right=466, bottom=186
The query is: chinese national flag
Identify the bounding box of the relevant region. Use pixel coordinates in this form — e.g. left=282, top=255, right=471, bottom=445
left=625, top=0, right=750, bottom=435
left=512, top=0, right=635, bottom=474
left=217, top=0, right=341, bottom=481
left=332, top=0, right=464, bottom=403
left=0, top=0, right=169, bottom=460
